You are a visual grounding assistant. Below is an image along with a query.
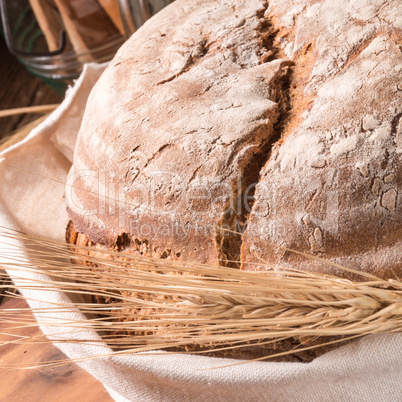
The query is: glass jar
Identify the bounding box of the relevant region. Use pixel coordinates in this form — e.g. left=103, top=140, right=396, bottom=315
left=0, top=0, right=174, bottom=80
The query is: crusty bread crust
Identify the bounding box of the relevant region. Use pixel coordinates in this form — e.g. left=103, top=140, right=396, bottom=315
left=65, top=0, right=401, bottom=359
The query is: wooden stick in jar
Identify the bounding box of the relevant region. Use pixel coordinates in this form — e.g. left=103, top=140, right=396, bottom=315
left=28, top=0, right=65, bottom=52
left=96, top=0, right=125, bottom=35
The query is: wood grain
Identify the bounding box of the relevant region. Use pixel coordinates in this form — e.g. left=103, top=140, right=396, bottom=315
left=0, top=38, right=62, bottom=140
left=0, top=298, right=113, bottom=401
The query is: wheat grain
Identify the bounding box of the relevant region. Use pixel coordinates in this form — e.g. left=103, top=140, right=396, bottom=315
left=0, top=228, right=400, bottom=369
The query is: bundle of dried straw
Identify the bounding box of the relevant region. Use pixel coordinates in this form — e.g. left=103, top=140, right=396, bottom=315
left=0, top=227, right=400, bottom=368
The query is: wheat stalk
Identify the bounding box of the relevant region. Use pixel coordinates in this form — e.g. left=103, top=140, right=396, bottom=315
left=0, top=228, right=400, bottom=369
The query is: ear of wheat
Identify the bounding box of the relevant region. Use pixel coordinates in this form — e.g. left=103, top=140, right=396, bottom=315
left=0, top=227, right=400, bottom=369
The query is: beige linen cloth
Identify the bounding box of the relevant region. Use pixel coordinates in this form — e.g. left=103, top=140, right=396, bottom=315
left=0, top=64, right=401, bottom=402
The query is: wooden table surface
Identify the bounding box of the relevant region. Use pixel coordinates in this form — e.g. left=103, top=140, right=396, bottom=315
left=0, top=298, right=112, bottom=402
left=0, top=37, right=63, bottom=141
left=0, top=37, right=114, bottom=401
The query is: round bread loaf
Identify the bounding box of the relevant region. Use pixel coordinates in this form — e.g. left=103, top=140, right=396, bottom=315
left=65, top=0, right=402, bottom=359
